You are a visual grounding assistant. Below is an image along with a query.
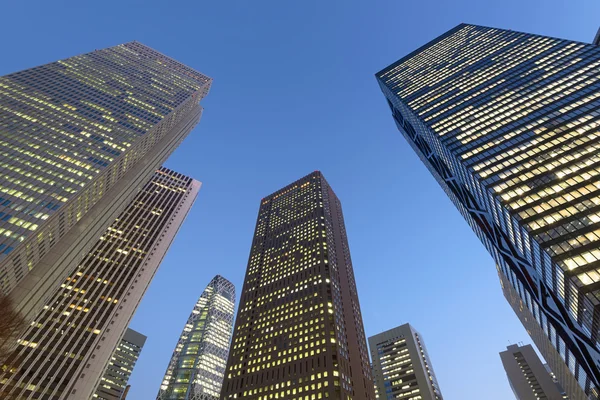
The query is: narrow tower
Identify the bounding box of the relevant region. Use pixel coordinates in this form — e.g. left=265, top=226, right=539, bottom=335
left=158, top=275, right=235, bottom=400
left=221, top=171, right=375, bottom=400
left=95, top=328, right=147, bottom=400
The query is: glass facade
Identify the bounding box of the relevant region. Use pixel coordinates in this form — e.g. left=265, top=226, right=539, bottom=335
left=377, top=24, right=600, bottom=398
left=94, top=328, right=147, bottom=400
left=221, top=171, right=374, bottom=400
left=158, top=275, right=235, bottom=400
left=369, top=324, right=443, bottom=400
left=0, top=42, right=211, bottom=314
left=0, top=167, right=201, bottom=399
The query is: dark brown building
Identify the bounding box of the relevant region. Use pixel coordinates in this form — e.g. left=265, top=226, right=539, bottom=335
left=221, top=171, right=375, bottom=400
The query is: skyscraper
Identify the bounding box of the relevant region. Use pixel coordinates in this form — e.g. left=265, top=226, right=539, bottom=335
left=376, top=24, right=600, bottom=398
left=158, top=275, right=235, bottom=400
left=0, top=42, right=211, bottom=327
left=369, top=324, right=443, bottom=400
left=500, top=343, right=567, bottom=400
left=221, top=171, right=375, bottom=400
left=0, top=167, right=201, bottom=399
left=94, top=328, right=147, bottom=400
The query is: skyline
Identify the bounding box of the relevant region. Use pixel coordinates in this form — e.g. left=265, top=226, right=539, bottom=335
left=1, top=1, right=600, bottom=400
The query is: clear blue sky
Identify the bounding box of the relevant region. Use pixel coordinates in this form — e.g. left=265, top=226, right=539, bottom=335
left=1, top=1, right=599, bottom=399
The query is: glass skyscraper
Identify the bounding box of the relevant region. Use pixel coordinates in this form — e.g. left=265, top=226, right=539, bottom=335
left=0, top=167, right=201, bottom=399
left=377, top=24, right=600, bottom=398
left=0, top=42, right=211, bottom=327
left=221, top=171, right=375, bottom=400
left=158, top=275, right=235, bottom=400
left=94, top=328, right=147, bottom=400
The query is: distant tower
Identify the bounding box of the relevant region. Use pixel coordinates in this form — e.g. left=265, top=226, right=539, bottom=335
left=369, top=324, right=443, bottom=400
left=158, top=275, right=235, bottom=400
left=0, top=168, right=200, bottom=399
left=221, top=172, right=375, bottom=400
left=94, top=328, right=147, bottom=400
left=500, top=344, right=568, bottom=400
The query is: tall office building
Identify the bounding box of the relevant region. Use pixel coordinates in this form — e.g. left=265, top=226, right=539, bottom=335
left=94, top=328, right=147, bottom=400
left=500, top=343, right=567, bottom=400
left=157, top=275, right=235, bottom=400
left=0, top=42, right=211, bottom=327
left=376, top=24, right=600, bottom=398
left=0, top=168, right=201, bottom=399
left=221, top=171, right=375, bottom=400
left=369, top=324, right=443, bottom=400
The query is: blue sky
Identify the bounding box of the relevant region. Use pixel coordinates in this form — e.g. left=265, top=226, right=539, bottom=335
left=2, top=1, right=600, bottom=399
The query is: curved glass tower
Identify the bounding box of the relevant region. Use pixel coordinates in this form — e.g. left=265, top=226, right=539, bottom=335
left=158, top=275, right=235, bottom=400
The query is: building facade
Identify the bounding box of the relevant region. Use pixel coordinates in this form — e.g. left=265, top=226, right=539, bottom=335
left=157, top=275, right=235, bottom=400
left=0, top=167, right=201, bottom=399
left=369, top=324, right=443, bottom=400
left=376, top=24, right=600, bottom=398
left=94, top=328, right=147, bottom=400
left=221, top=171, right=375, bottom=400
left=0, top=42, right=211, bottom=328
left=500, top=343, right=567, bottom=400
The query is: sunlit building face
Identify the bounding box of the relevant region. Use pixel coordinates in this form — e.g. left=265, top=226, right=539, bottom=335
left=157, top=275, right=235, bottom=400
left=377, top=24, right=600, bottom=398
left=221, top=171, right=375, bottom=400
left=0, top=42, right=210, bottom=309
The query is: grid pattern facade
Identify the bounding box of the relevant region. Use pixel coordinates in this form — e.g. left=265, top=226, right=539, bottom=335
left=158, top=275, right=235, bottom=400
left=0, top=42, right=211, bottom=318
left=0, top=167, right=200, bottom=400
left=500, top=344, right=568, bottom=400
left=221, top=171, right=374, bottom=400
left=94, top=328, right=147, bottom=400
left=377, top=24, right=600, bottom=397
left=369, top=324, right=443, bottom=400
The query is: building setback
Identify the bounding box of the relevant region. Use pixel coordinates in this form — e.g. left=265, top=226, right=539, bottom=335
left=157, top=275, right=235, bottom=400
left=376, top=24, right=600, bottom=398
left=221, top=171, right=375, bottom=400
left=500, top=343, right=567, bottom=400
left=0, top=167, right=200, bottom=399
left=369, top=324, right=443, bottom=400
left=0, top=42, right=211, bottom=329
left=94, top=328, right=147, bottom=400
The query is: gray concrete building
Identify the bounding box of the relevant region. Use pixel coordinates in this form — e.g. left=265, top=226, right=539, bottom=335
left=95, top=328, right=147, bottom=400
left=500, top=343, right=568, bottom=400
left=369, top=324, right=443, bottom=400
left=0, top=168, right=200, bottom=399
left=0, top=42, right=211, bottom=332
